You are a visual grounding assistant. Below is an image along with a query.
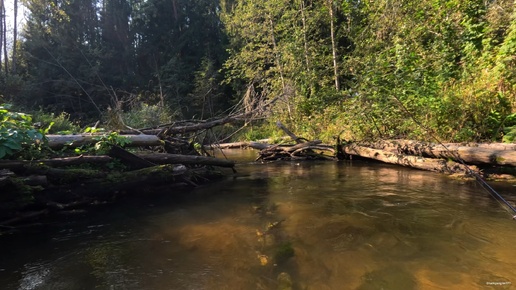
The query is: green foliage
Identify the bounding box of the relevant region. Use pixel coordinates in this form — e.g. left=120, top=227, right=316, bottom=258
left=73, top=132, right=131, bottom=155
left=5, top=0, right=516, bottom=144
left=16, top=0, right=232, bottom=120
left=93, top=132, right=131, bottom=153
left=31, top=110, right=81, bottom=134
left=503, top=126, right=516, bottom=143
left=0, top=104, right=47, bottom=159
left=121, top=103, right=177, bottom=129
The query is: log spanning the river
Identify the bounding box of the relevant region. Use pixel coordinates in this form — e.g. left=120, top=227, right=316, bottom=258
left=341, top=143, right=480, bottom=175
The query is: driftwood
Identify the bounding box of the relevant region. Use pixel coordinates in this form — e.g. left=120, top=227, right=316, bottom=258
left=276, top=121, right=304, bottom=144
left=46, top=134, right=162, bottom=149
left=342, top=144, right=479, bottom=175
left=251, top=122, right=335, bottom=161
left=257, top=141, right=336, bottom=161
left=204, top=137, right=290, bottom=149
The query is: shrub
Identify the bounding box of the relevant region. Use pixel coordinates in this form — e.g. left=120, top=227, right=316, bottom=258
left=0, top=104, right=47, bottom=159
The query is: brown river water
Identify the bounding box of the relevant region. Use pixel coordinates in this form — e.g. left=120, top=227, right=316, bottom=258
left=1, top=149, right=516, bottom=290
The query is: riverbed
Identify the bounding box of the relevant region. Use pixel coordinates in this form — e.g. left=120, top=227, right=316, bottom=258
left=0, top=149, right=515, bottom=289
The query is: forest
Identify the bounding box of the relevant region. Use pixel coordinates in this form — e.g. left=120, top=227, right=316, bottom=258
left=0, top=0, right=516, bottom=143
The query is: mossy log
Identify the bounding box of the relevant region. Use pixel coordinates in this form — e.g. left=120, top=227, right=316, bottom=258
left=341, top=144, right=479, bottom=176
left=80, top=164, right=189, bottom=196
left=0, top=156, right=112, bottom=172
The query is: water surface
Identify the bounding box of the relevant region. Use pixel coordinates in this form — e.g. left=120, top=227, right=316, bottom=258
left=1, top=149, right=515, bottom=289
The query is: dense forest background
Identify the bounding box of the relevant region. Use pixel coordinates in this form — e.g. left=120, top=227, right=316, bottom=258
left=1, top=0, right=516, bottom=142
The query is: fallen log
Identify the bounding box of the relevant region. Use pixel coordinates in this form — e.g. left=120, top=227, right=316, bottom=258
left=248, top=142, right=273, bottom=150
left=342, top=144, right=479, bottom=176
left=276, top=121, right=304, bottom=144
left=359, top=139, right=516, bottom=152
left=138, top=153, right=236, bottom=168
left=108, top=146, right=157, bottom=169
left=356, top=140, right=516, bottom=167
left=204, top=137, right=290, bottom=149
left=46, top=134, right=162, bottom=149
left=0, top=156, right=113, bottom=172
left=257, top=141, right=335, bottom=161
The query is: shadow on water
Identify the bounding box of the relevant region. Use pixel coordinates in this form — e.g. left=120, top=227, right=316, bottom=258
left=1, top=150, right=516, bottom=289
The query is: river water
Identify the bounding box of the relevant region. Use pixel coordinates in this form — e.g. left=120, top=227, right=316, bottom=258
left=1, top=149, right=516, bottom=290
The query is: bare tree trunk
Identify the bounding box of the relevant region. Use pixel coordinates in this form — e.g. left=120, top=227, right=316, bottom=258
left=0, top=0, right=4, bottom=74
left=328, top=0, right=339, bottom=90
left=2, top=0, right=7, bottom=76
left=268, top=16, right=285, bottom=90
left=300, top=0, right=310, bottom=71
left=12, top=0, right=17, bottom=74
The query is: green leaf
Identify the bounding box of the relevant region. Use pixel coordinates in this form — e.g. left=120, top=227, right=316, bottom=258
left=2, top=140, right=22, bottom=150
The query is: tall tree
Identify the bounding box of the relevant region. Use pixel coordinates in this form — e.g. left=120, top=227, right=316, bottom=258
left=327, top=0, right=339, bottom=90
left=12, top=0, right=18, bottom=74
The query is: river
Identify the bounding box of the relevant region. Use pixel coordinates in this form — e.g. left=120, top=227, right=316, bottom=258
left=0, top=149, right=515, bottom=289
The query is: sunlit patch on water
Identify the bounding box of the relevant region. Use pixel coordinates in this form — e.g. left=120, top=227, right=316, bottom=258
left=1, top=152, right=516, bottom=289
left=18, top=262, right=51, bottom=290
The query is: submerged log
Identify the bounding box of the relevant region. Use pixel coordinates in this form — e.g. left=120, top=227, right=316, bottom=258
left=342, top=144, right=479, bottom=176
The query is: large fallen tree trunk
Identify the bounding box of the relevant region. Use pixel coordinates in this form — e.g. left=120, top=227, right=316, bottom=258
left=359, top=139, right=516, bottom=152
left=342, top=144, right=480, bottom=176
left=357, top=140, right=516, bottom=166
left=47, top=134, right=162, bottom=149
left=0, top=153, right=234, bottom=172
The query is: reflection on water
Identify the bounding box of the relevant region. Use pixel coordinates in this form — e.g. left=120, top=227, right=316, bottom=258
left=1, top=150, right=516, bottom=289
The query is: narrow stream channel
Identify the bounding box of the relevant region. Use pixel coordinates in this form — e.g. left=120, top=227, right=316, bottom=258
left=1, top=149, right=515, bottom=289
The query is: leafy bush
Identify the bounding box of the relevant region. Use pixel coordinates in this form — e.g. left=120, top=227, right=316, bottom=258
left=31, top=110, right=81, bottom=134
left=0, top=104, right=46, bottom=159
left=502, top=126, right=516, bottom=143
left=121, top=103, right=178, bottom=129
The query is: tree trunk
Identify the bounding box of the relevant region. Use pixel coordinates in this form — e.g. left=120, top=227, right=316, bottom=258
left=46, top=134, right=162, bottom=148
left=328, top=0, right=339, bottom=90
left=0, top=156, right=113, bottom=172
left=12, top=0, right=17, bottom=74
left=139, top=153, right=235, bottom=168
left=356, top=140, right=516, bottom=166
left=2, top=0, right=7, bottom=75
left=342, top=144, right=479, bottom=176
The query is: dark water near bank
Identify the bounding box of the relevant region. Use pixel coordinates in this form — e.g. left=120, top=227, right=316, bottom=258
left=1, top=149, right=516, bottom=289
